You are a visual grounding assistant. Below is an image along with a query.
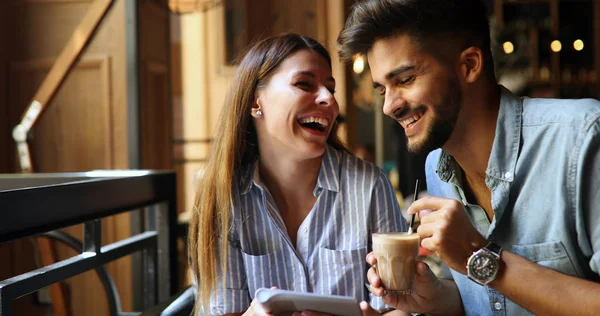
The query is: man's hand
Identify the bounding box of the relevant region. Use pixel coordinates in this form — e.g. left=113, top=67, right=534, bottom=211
left=407, top=196, right=487, bottom=273
left=365, top=252, right=461, bottom=315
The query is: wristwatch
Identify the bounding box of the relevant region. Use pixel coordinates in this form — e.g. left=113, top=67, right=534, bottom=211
left=467, top=241, right=502, bottom=285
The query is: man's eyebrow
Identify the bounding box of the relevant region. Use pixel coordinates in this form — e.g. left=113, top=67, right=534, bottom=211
left=372, top=65, right=416, bottom=88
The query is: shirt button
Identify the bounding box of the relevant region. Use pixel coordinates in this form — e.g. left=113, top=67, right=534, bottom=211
left=504, top=172, right=512, bottom=180
left=303, top=227, right=308, bottom=234
left=316, top=188, right=322, bottom=196
left=494, top=302, right=502, bottom=310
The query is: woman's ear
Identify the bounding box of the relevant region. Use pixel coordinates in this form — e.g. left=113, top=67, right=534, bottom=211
left=251, top=97, right=262, bottom=118
left=459, top=46, right=484, bottom=84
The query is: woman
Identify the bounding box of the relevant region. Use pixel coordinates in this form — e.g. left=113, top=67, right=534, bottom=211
left=188, top=33, right=407, bottom=315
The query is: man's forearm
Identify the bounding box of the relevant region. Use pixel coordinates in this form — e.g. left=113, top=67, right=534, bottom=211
left=491, top=251, right=600, bottom=315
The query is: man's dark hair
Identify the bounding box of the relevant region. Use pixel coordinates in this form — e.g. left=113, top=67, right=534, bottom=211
left=337, top=0, right=495, bottom=80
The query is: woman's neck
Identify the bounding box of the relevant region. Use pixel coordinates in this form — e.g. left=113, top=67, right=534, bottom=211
left=257, top=151, right=322, bottom=205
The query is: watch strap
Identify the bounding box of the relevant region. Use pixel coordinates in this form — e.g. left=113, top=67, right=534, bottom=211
left=485, top=241, right=502, bottom=257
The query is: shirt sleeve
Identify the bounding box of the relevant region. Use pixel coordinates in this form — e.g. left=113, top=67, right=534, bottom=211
left=368, top=169, right=407, bottom=311
left=209, top=237, right=251, bottom=315
left=577, top=117, right=600, bottom=278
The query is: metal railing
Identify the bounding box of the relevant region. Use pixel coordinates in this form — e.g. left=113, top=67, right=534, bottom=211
left=0, top=170, right=177, bottom=316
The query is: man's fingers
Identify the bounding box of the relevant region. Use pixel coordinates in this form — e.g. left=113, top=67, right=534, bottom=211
left=418, top=209, right=434, bottom=219
left=407, top=196, right=458, bottom=214
left=415, top=221, right=437, bottom=236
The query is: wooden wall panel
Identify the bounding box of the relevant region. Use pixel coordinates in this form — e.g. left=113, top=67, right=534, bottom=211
left=8, top=56, right=113, bottom=171
left=2, top=0, right=134, bottom=315
left=0, top=2, right=42, bottom=315
left=0, top=0, right=9, bottom=174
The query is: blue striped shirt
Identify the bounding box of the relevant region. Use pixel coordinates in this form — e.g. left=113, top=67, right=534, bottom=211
left=209, top=145, right=407, bottom=315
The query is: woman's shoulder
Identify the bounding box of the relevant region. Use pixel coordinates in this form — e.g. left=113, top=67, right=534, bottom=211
left=334, top=148, right=388, bottom=182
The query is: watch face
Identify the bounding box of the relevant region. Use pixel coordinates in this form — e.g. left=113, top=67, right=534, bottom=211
left=468, top=250, right=499, bottom=283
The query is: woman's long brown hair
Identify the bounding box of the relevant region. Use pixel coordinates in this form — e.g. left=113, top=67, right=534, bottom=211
left=188, top=33, right=345, bottom=314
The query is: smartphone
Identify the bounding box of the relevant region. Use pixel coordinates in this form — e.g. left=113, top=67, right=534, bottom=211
left=254, top=288, right=362, bottom=316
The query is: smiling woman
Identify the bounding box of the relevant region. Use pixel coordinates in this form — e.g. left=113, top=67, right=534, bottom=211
left=187, top=33, right=407, bottom=316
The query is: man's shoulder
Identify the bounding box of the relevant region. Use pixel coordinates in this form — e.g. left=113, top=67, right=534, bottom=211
left=424, top=149, right=453, bottom=197
left=522, top=97, right=600, bottom=128
left=425, top=149, right=443, bottom=170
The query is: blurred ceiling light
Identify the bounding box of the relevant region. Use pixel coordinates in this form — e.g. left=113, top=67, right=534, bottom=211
left=574, top=39, right=584, bottom=51
left=168, top=0, right=222, bottom=14
left=503, top=41, right=514, bottom=54
left=353, top=55, right=365, bottom=74
left=550, top=40, right=562, bottom=52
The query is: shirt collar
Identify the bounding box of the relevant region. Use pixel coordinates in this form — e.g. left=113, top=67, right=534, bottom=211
left=239, top=144, right=341, bottom=195
left=315, top=144, right=341, bottom=193
left=437, top=85, right=522, bottom=183
left=486, top=85, right=521, bottom=182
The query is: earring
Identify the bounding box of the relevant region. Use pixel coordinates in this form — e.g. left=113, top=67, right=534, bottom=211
left=256, top=110, right=263, bottom=116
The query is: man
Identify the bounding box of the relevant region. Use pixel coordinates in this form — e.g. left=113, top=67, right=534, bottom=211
left=337, top=0, right=600, bottom=315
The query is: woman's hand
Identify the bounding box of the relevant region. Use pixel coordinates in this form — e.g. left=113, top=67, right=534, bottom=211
left=243, top=285, right=332, bottom=316
left=241, top=298, right=276, bottom=316
left=365, top=252, right=458, bottom=315
left=242, top=286, right=280, bottom=316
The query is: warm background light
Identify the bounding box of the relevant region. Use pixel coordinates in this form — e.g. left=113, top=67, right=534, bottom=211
left=503, top=41, right=514, bottom=54
left=551, top=40, right=562, bottom=52
left=353, top=55, right=365, bottom=74
left=574, top=39, right=584, bottom=51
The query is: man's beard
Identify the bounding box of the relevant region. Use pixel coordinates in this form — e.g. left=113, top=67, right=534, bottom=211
left=406, top=77, right=462, bottom=155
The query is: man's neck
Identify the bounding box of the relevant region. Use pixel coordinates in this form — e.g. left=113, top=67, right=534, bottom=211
left=444, top=84, right=501, bottom=178
left=443, top=84, right=500, bottom=219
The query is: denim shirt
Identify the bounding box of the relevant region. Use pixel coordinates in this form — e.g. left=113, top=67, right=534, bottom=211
left=425, top=86, right=600, bottom=315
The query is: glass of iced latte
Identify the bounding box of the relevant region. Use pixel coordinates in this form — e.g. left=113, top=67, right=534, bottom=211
left=372, top=232, right=420, bottom=295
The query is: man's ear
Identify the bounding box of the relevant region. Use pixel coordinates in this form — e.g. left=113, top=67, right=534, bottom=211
left=459, top=46, right=484, bottom=84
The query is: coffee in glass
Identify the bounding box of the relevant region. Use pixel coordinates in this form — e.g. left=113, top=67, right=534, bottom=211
left=372, top=232, right=420, bottom=295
